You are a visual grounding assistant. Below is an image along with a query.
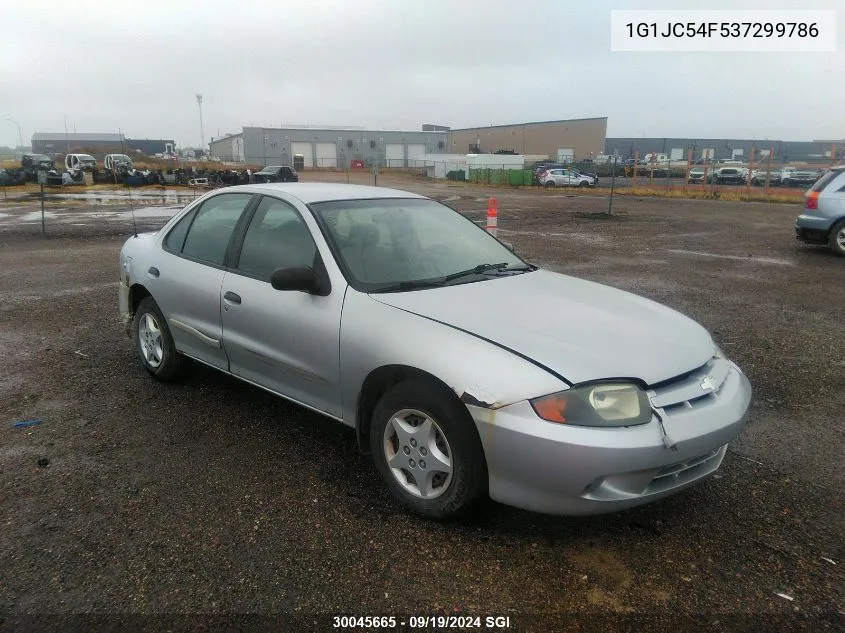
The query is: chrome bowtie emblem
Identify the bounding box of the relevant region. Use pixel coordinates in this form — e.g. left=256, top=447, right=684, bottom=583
left=700, top=376, right=717, bottom=391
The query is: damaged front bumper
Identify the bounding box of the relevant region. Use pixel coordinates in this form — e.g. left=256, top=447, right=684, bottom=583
left=466, top=368, right=752, bottom=516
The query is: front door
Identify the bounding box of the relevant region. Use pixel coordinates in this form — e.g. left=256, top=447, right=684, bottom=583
left=221, top=195, right=344, bottom=418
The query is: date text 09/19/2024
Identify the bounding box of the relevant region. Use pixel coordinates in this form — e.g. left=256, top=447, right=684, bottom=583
left=332, top=615, right=512, bottom=629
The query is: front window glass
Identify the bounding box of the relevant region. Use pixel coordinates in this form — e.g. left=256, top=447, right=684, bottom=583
left=237, top=197, right=316, bottom=280
left=312, top=198, right=528, bottom=292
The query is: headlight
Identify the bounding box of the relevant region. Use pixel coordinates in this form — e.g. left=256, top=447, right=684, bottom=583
left=530, top=383, right=652, bottom=427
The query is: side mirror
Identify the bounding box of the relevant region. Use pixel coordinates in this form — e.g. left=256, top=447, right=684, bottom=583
left=270, top=267, right=325, bottom=295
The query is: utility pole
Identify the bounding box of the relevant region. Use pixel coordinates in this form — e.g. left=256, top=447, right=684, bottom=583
left=196, top=94, right=205, bottom=157
left=5, top=118, right=23, bottom=152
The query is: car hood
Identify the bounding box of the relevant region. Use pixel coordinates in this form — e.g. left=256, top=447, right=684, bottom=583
left=370, top=270, right=714, bottom=385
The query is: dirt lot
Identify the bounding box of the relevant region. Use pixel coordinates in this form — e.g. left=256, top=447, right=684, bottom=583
left=0, top=174, right=842, bottom=632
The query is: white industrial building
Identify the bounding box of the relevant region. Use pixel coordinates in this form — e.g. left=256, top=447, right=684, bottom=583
left=209, top=126, right=449, bottom=168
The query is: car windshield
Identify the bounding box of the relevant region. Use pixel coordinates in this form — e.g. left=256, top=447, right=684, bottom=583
left=311, top=198, right=530, bottom=292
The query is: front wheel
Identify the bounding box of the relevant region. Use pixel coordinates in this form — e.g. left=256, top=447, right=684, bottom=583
left=579, top=180, right=589, bottom=188
left=133, top=296, right=185, bottom=381
left=830, top=220, right=845, bottom=256
left=544, top=180, right=556, bottom=188
left=370, top=381, right=487, bottom=519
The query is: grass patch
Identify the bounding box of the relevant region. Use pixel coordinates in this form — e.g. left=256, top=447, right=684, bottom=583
left=606, top=186, right=803, bottom=204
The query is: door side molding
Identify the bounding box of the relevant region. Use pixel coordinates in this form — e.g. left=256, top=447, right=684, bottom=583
left=170, top=319, right=221, bottom=348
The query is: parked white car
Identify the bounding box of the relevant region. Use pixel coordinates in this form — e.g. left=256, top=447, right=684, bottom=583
left=540, top=168, right=595, bottom=188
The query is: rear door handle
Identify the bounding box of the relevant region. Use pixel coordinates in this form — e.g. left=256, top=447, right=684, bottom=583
left=223, top=291, right=241, bottom=305
left=148, top=267, right=160, bottom=278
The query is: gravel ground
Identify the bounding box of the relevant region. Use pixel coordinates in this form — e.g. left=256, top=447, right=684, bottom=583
left=0, top=176, right=842, bottom=632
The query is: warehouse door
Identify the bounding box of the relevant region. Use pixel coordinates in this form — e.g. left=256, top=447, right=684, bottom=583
left=315, top=143, right=337, bottom=168
left=291, top=142, right=313, bottom=168
left=407, top=144, right=426, bottom=167
left=385, top=143, right=404, bottom=168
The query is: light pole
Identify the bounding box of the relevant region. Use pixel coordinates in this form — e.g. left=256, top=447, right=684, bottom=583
left=5, top=118, right=23, bottom=152
left=196, top=94, right=205, bottom=157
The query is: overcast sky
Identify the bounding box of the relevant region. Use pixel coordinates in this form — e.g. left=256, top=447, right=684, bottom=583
left=1, top=0, right=842, bottom=148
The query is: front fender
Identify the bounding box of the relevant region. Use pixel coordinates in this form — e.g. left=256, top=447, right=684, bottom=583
left=339, top=289, right=567, bottom=426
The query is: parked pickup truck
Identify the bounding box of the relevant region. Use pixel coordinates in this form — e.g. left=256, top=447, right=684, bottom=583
left=751, top=169, right=781, bottom=186
left=714, top=166, right=749, bottom=185
left=780, top=167, right=823, bottom=188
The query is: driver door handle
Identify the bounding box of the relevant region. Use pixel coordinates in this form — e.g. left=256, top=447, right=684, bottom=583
left=223, top=291, right=242, bottom=305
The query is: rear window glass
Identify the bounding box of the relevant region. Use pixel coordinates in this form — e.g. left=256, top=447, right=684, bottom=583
left=182, top=194, right=253, bottom=265
left=810, top=170, right=842, bottom=193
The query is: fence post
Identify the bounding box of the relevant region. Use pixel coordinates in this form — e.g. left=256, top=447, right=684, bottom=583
left=607, top=156, right=617, bottom=216
left=747, top=146, right=756, bottom=189
left=40, top=180, right=45, bottom=237
left=684, top=148, right=692, bottom=191
left=765, top=147, right=774, bottom=188
left=632, top=151, right=639, bottom=184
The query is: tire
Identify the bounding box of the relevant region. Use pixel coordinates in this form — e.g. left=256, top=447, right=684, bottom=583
left=544, top=180, right=556, bottom=188
left=829, top=220, right=845, bottom=256
left=579, top=180, right=589, bottom=188
left=782, top=179, right=791, bottom=188
left=370, top=380, right=487, bottom=519
left=132, top=296, right=185, bottom=381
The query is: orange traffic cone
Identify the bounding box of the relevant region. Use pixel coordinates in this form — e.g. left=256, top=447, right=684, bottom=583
left=486, top=197, right=498, bottom=237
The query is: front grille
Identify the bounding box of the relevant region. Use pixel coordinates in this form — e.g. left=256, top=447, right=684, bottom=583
left=648, top=358, right=731, bottom=415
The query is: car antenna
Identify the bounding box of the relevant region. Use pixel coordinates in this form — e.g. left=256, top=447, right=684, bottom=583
left=120, top=130, right=138, bottom=237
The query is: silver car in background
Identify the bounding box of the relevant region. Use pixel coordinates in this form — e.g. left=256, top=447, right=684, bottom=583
left=795, top=165, right=845, bottom=255
left=540, top=168, right=595, bottom=188
left=119, top=183, right=752, bottom=518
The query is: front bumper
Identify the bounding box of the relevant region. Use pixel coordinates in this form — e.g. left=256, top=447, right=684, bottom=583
left=469, top=366, right=751, bottom=516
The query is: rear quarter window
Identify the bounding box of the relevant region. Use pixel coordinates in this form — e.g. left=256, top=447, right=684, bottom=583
left=810, top=170, right=843, bottom=193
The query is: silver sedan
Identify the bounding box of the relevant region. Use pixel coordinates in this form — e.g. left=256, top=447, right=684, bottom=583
left=119, top=183, right=751, bottom=518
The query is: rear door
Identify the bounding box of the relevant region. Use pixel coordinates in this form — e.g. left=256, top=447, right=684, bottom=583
left=153, top=192, right=256, bottom=369
left=220, top=195, right=345, bottom=418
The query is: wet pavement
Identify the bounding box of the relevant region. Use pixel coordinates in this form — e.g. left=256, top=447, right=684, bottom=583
left=0, top=176, right=842, bottom=631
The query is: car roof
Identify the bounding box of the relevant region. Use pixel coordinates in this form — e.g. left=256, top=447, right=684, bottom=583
left=232, top=182, right=427, bottom=204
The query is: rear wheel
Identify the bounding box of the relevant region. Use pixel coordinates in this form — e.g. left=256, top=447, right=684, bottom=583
left=133, top=296, right=185, bottom=381
left=370, top=380, right=486, bottom=519
left=830, top=220, right=845, bottom=256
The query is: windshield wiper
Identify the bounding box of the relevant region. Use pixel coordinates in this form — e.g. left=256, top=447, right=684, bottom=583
left=372, top=278, right=448, bottom=293
left=443, top=262, right=511, bottom=282
left=372, top=263, right=534, bottom=293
